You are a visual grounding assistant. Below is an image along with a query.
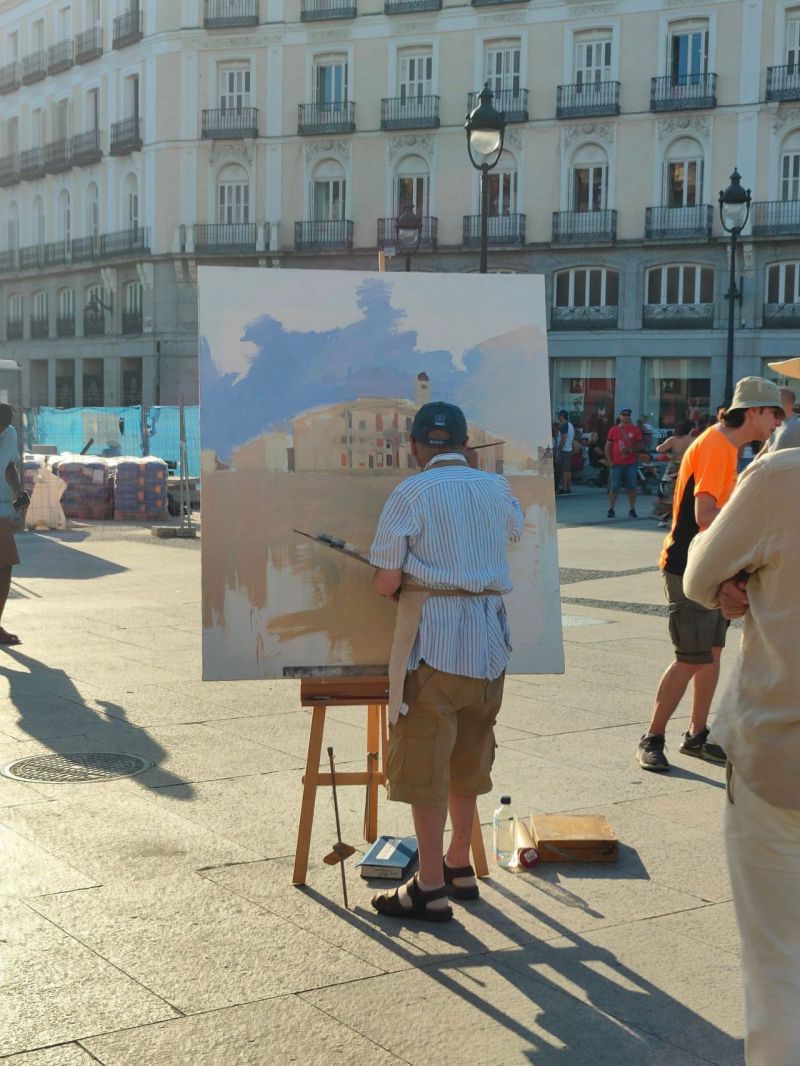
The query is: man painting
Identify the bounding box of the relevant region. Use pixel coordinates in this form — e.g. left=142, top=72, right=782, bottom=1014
left=605, top=408, right=643, bottom=518
left=0, top=404, right=29, bottom=645
left=369, top=401, right=523, bottom=922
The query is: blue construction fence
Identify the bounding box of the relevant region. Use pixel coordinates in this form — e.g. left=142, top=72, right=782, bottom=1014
left=25, top=405, right=200, bottom=479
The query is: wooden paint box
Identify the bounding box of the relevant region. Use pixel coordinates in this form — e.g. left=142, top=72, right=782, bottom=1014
left=530, top=813, right=618, bottom=863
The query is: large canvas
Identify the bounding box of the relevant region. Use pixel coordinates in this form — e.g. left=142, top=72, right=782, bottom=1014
left=200, top=268, right=563, bottom=681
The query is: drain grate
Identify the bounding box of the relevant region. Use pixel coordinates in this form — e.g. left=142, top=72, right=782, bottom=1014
left=1, top=752, right=154, bottom=783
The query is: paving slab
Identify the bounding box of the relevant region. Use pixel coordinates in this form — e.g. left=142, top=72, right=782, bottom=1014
left=0, top=823, right=98, bottom=898
left=1, top=1044, right=109, bottom=1065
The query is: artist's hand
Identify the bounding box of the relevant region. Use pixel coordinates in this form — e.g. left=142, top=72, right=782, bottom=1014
left=719, top=575, right=749, bottom=619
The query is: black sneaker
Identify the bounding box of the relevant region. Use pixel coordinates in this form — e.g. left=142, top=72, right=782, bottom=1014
left=607, top=508, right=615, bottom=518
left=679, top=728, right=727, bottom=765
left=638, top=733, right=669, bottom=772
left=629, top=509, right=638, bottom=518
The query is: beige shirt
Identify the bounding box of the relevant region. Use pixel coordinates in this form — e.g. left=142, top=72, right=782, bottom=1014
left=684, top=449, right=800, bottom=810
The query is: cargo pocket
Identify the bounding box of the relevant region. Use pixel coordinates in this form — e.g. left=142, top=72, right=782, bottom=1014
left=387, top=715, right=440, bottom=797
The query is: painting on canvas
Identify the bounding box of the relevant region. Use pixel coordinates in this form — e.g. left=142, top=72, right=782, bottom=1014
left=200, top=267, right=563, bottom=681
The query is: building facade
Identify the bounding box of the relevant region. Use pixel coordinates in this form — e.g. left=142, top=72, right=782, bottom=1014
left=0, top=0, right=798, bottom=429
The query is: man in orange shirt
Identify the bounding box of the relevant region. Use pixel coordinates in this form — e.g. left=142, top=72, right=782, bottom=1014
left=638, top=377, right=784, bottom=772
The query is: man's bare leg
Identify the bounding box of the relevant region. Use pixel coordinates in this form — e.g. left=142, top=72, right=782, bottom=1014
left=445, top=792, right=476, bottom=869
left=647, top=658, right=703, bottom=737
left=0, top=565, right=15, bottom=641
left=688, top=647, right=722, bottom=735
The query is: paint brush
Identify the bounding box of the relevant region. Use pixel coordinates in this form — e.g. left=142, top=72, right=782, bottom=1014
left=294, top=529, right=373, bottom=567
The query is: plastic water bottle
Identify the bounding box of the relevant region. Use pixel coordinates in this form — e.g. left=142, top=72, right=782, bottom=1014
left=493, top=795, right=517, bottom=869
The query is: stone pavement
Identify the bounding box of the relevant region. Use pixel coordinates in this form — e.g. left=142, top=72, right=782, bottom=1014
left=1, top=495, right=745, bottom=1065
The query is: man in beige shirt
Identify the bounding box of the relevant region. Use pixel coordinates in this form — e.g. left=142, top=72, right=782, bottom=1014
left=684, top=408, right=800, bottom=1064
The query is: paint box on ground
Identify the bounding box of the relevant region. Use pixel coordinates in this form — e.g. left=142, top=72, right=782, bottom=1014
left=530, top=813, right=618, bottom=863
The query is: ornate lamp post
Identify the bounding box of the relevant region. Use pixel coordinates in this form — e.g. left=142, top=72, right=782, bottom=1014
left=718, top=168, right=751, bottom=406
left=465, top=83, right=506, bottom=274
left=395, top=204, right=422, bottom=272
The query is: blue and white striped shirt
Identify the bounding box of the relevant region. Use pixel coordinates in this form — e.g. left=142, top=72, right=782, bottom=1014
left=370, top=453, right=525, bottom=680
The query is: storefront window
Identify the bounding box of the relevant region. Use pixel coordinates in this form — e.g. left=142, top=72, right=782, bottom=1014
left=551, top=358, right=615, bottom=437
left=643, top=357, right=710, bottom=430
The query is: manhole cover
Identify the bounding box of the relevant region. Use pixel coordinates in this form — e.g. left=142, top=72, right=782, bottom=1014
left=1, top=752, right=154, bottom=783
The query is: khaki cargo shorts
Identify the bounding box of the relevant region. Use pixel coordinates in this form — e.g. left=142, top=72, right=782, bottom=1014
left=663, top=570, right=728, bottom=665
left=386, top=662, right=505, bottom=809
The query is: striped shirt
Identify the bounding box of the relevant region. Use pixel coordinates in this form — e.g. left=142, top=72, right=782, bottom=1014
left=369, top=453, right=524, bottom=680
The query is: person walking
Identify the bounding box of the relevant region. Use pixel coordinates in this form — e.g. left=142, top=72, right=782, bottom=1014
left=555, top=410, right=575, bottom=495
left=637, top=377, right=784, bottom=772
left=605, top=408, right=643, bottom=518
left=0, top=404, right=29, bottom=645
left=368, top=401, right=523, bottom=922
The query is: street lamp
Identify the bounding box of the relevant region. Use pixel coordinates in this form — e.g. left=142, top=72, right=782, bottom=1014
left=395, top=204, right=422, bottom=272
left=465, top=82, right=506, bottom=274
left=718, top=168, right=751, bottom=406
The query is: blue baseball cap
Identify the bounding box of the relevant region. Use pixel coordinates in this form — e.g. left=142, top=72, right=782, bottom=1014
left=411, top=401, right=468, bottom=446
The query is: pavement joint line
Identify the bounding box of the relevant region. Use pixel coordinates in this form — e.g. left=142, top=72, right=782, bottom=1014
left=294, top=991, right=416, bottom=1065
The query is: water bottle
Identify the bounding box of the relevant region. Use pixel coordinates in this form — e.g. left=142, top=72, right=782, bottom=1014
left=493, top=795, right=517, bottom=869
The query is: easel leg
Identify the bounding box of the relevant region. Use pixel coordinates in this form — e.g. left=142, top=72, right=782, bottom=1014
left=365, top=704, right=380, bottom=843
left=292, top=705, right=326, bottom=886
left=470, top=807, right=489, bottom=878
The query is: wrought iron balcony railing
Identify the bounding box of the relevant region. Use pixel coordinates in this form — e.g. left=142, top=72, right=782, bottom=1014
left=83, top=311, right=106, bottom=336
left=44, top=139, right=72, bottom=174
left=201, top=107, right=259, bottom=139
left=6, top=320, right=22, bottom=340
left=0, top=155, right=20, bottom=187
left=763, top=303, right=800, bottom=329
left=751, top=200, right=800, bottom=237
left=462, top=214, right=526, bottom=246
left=0, top=251, right=19, bottom=273
left=766, top=65, right=800, bottom=103
left=650, top=73, right=717, bottom=111
left=471, top=0, right=529, bottom=6
left=110, top=116, right=142, bottom=155
left=551, top=305, right=619, bottom=331
left=71, top=236, right=101, bottom=263
left=384, top=0, right=440, bottom=11
left=75, top=26, right=103, bottom=63
left=113, top=5, right=143, bottom=49
left=301, top=0, right=357, bottom=18
left=44, top=240, right=71, bottom=267
left=294, top=219, right=353, bottom=251
left=556, top=81, right=620, bottom=118
left=100, top=227, right=150, bottom=257
left=30, top=317, right=49, bottom=339
left=21, top=51, right=47, bottom=84
left=645, top=204, right=713, bottom=240
left=48, top=39, right=74, bottom=74
left=194, top=223, right=258, bottom=254
left=0, top=62, right=20, bottom=95
left=20, top=147, right=46, bottom=181
left=56, top=315, right=75, bottom=337
left=552, top=209, right=617, bottom=244
left=381, top=96, right=439, bottom=130
left=71, top=129, right=102, bottom=166
left=298, top=101, right=356, bottom=135
left=19, top=244, right=45, bottom=270
left=122, top=311, right=143, bottom=334
left=642, top=303, right=714, bottom=330
left=204, top=0, right=259, bottom=26
left=377, top=216, right=438, bottom=249
left=467, top=88, right=528, bottom=123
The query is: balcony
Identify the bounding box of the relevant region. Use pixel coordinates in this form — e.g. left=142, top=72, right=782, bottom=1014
left=0, top=155, right=20, bottom=187
left=110, top=116, right=142, bottom=155
left=6, top=321, right=22, bottom=340
left=298, top=101, right=355, bottom=135
left=100, top=227, right=150, bottom=257
left=385, top=0, right=440, bottom=10
left=650, top=73, right=717, bottom=111
left=44, top=139, right=72, bottom=174
left=766, top=64, right=800, bottom=103
left=467, top=88, right=528, bottom=123
left=71, top=236, right=100, bottom=263
left=752, top=200, right=800, bottom=237
left=0, top=62, right=20, bottom=95
left=301, top=0, right=356, bottom=19
left=763, top=303, right=800, bottom=329
left=462, top=214, right=526, bottom=246
left=83, top=310, right=106, bottom=337
left=71, top=129, right=102, bottom=166
left=551, top=306, right=619, bottom=331
left=552, top=209, right=617, bottom=244
left=56, top=315, right=75, bottom=337
left=201, top=107, right=259, bottom=139
left=44, top=240, right=71, bottom=267
left=377, top=216, right=438, bottom=249
left=19, top=245, right=44, bottom=270
left=113, top=5, right=143, bottom=49
left=204, top=0, right=259, bottom=26
left=645, top=204, right=713, bottom=240
left=21, top=51, right=47, bottom=85
left=471, top=0, right=528, bottom=6
left=642, top=303, right=714, bottom=330
left=294, top=220, right=353, bottom=251
left=75, top=26, right=103, bottom=64
left=122, top=310, right=143, bottom=334
left=194, top=223, right=258, bottom=254
left=556, top=81, right=620, bottom=119
left=30, top=317, right=49, bottom=340
left=48, top=39, right=74, bottom=74
left=381, top=96, right=439, bottom=130
left=19, top=147, right=46, bottom=181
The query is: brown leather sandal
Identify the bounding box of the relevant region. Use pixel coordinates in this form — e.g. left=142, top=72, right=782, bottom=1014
left=443, top=858, right=480, bottom=900
left=371, top=874, right=453, bottom=922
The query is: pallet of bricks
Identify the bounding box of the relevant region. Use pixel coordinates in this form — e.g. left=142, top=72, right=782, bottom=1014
left=50, top=454, right=114, bottom=520
left=109, top=457, right=168, bottom=520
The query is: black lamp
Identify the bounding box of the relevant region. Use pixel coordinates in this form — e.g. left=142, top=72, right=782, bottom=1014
left=465, top=83, right=506, bottom=274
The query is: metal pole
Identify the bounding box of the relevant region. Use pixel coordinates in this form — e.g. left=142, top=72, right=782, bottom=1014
left=724, top=229, right=737, bottom=407
left=405, top=254, right=411, bottom=272
left=479, top=163, right=489, bottom=274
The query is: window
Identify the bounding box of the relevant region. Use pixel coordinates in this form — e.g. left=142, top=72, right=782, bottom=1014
left=787, top=13, right=800, bottom=69
left=58, top=6, right=71, bottom=39
left=554, top=267, right=619, bottom=308
left=646, top=265, right=714, bottom=305
left=125, top=280, right=142, bottom=313
left=485, top=40, right=520, bottom=97
left=59, top=287, right=74, bottom=319
left=7, top=32, right=18, bottom=62
left=123, top=174, right=138, bottom=229
left=58, top=189, right=71, bottom=243
left=219, top=65, right=250, bottom=111
left=217, top=163, right=249, bottom=223
left=398, top=51, right=432, bottom=103
left=7, top=203, right=18, bottom=251
left=7, top=118, right=18, bottom=157
left=668, top=21, right=708, bottom=83
left=32, top=109, right=45, bottom=149
left=395, top=154, right=428, bottom=216
left=86, top=182, right=99, bottom=238
left=644, top=358, right=711, bottom=430
left=314, top=55, right=347, bottom=110
left=312, top=159, right=345, bottom=221
left=53, top=99, right=71, bottom=141
left=571, top=144, right=607, bottom=212
left=125, top=73, right=139, bottom=120
left=766, top=261, right=800, bottom=303
left=780, top=131, right=800, bottom=200
left=664, top=137, right=703, bottom=207
left=574, top=32, right=612, bottom=86
left=32, top=197, right=45, bottom=246
left=86, top=88, right=100, bottom=131
left=32, top=290, right=48, bottom=321
left=488, top=163, right=517, bottom=216
left=8, top=294, right=22, bottom=323
left=32, top=19, right=45, bottom=53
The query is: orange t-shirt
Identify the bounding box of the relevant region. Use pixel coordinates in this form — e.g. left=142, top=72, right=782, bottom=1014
left=659, top=426, right=738, bottom=574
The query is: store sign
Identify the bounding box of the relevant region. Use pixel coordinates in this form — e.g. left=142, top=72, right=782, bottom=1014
left=661, top=379, right=679, bottom=395
left=569, top=378, right=583, bottom=393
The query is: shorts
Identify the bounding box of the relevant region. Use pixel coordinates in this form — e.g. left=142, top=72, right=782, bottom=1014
left=558, top=452, right=572, bottom=475
left=663, top=570, right=728, bottom=665
left=386, top=662, right=505, bottom=809
left=0, top=518, right=19, bottom=568
left=610, top=464, right=638, bottom=492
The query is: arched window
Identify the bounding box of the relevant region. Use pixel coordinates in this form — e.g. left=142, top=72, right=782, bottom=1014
left=766, top=261, right=800, bottom=304
left=7, top=203, right=19, bottom=251
left=571, top=143, right=607, bottom=212
left=123, top=173, right=138, bottom=230
left=85, top=182, right=99, bottom=239
left=57, top=287, right=75, bottom=334
left=31, top=290, right=48, bottom=337
left=58, top=189, right=71, bottom=245
left=311, top=159, right=345, bottom=222
left=646, top=264, right=714, bottom=305
left=32, top=196, right=45, bottom=246
left=780, top=130, right=800, bottom=201
left=664, top=137, right=703, bottom=207
left=394, top=154, right=428, bottom=217
left=217, top=163, right=249, bottom=224
left=554, top=267, right=619, bottom=308
left=488, top=150, right=517, bottom=217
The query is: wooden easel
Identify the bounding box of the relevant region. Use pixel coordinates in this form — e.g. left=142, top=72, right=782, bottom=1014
left=292, top=675, right=489, bottom=885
